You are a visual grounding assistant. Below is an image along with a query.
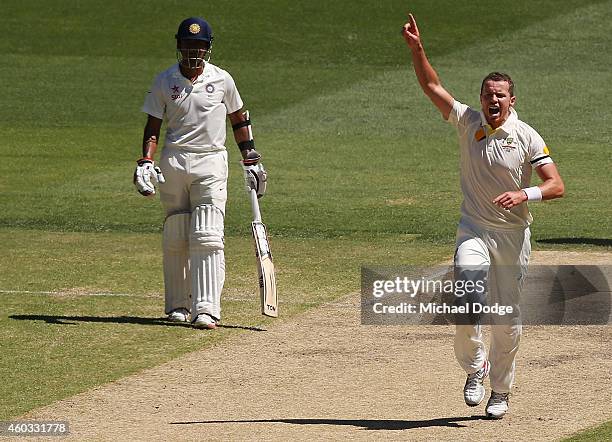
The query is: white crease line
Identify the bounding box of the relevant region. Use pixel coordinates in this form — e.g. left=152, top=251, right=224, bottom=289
left=0, top=290, right=311, bottom=304
left=0, top=290, right=133, bottom=296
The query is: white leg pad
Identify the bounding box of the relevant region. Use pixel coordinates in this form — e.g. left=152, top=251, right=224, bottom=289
left=190, top=205, right=225, bottom=321
left=163, top=212, right=191, bottom=315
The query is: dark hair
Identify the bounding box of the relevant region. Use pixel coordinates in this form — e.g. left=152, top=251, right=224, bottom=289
left=480, top=72, right=514, bottom=96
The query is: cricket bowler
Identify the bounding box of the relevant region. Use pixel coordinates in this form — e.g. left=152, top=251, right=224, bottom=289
left=401, top=13, right=565, bottom=418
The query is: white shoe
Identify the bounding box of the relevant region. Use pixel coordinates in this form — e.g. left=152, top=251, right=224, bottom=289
left=464, top=360, right=490, bottom=406
left=192, top=313, right=217, bottom=330
left=167, top=308, right=189, bottom=323
left=486, top=391, right=509, bottom=419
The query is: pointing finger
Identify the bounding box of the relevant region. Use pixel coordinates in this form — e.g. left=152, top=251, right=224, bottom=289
left=408, top=13, right=418, bottom=31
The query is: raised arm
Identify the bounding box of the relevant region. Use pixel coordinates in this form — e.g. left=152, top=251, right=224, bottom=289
left=401, top=13, right=454, bottom=119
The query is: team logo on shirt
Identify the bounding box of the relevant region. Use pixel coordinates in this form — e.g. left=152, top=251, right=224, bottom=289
left=205, top=83, right=215, bottom=93
left=171, top=84, right=182, bottom=100
left=502, top=137, right=517, bottom=152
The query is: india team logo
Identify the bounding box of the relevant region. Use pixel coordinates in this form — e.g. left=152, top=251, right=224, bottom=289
left=189, top=23, right=201, bottom=34
left=205, top=83, right=215, bottom=93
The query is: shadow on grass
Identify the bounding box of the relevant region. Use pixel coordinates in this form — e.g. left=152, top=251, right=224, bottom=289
left=8, top=314, right=266, bottom=331
left=536, top=238, right=612, bottom=247
left=170, top=416, right=488, bottom=430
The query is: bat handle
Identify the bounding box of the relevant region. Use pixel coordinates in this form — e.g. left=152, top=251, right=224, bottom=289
left=249, top=188, right=262, bottom=223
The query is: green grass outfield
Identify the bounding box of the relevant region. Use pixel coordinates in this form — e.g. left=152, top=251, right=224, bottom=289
left=561, top=421, right=612, bottom=442
left=0, top=0, right=610, bottom=438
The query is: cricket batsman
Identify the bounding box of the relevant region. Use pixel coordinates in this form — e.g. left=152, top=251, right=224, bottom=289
left=401, top=13, right=565, bottom=418
left=133, top=17, right=267, bottom=329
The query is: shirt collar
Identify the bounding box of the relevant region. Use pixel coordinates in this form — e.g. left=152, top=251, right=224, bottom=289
left=479, top=107, right=518, bottom=136
left=171, top=63, right=207, bottom=83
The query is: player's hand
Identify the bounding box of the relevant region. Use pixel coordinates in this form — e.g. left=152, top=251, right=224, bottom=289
left=133, top=158, right=165, bottom=197
left=493, top=190, right=527, bottom=210
left=242, top=160, right=267, bottom=198
left=241, top=148, right=261, bottom=166
left=401, top=13, right=421, bottom=50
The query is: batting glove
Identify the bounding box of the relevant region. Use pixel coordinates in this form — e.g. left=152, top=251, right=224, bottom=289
left=242, top=161, right=267, bottom=198
left=134, top=158, right=165, bottom=196
left=242, top=148, right=261, bottom=166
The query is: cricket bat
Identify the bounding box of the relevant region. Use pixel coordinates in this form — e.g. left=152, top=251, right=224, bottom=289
left=246, top=187, right=278, bottom=317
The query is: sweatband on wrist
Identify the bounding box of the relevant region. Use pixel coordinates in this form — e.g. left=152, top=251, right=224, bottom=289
left=238, top=140, right=255, bottom=151
left=523, top=186, right=542, bottom=201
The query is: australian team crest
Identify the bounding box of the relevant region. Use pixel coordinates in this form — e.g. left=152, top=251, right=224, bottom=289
left=502, top=136, right=517, bottom=152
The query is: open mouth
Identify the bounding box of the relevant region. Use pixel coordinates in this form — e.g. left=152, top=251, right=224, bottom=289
left=488, top=105, right=501, bottom=118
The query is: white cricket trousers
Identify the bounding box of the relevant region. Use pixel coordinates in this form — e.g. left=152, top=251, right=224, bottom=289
left=453, top=217, right=531, bottom=393
left=159, top=148, right=228, bottom=215
left=158, top=148, right=228, bottom=319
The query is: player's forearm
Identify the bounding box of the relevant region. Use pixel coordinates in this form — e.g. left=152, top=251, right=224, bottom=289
left=537, top=177, right=565, bottom=200
left=411, top=44, right=442, bottom=97
left=142, top=135, right=158, bottom=158
left=532, top=163, right=565, bottom=201
left=142, top=116, right=162, bottom=158
left=233, top=126, right=249, bottom=145
left=409, top=44, right=453, bottom=118
left=229, top=110, right=260, bottom=161
left=233, top=127, right=253, bottom=159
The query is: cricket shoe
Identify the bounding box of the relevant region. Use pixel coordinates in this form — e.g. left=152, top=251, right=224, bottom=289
left=167, top=308, right=189, bottom=323
left=486, top=391, right=509, bottom=419
left=463, top=360, right=490, bottom=406
left=192, top=313, right=217, bottom=330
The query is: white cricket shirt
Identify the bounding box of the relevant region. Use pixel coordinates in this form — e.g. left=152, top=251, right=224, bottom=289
left=447, top=100, right=553, bottom=231
left=142, top=62, right=243, bottom=152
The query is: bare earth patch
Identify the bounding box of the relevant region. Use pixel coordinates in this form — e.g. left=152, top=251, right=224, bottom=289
left=18, top=251, right=612, bottom=441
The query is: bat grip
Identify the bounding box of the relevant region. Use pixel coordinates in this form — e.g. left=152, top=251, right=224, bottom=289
left=249, top=188, right=262, bottom=223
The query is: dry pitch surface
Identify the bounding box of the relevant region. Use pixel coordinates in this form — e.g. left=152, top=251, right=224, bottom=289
left=17, top=251, right=612, bottom=441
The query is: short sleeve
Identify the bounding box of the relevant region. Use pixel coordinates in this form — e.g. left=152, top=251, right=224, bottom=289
left=447, top=100, right=470, bottom=128
left=142, top=74, right=165, bottom=119
left=527, top=129, right=554, bottom=168
left=223, top=71, right=244, bottom=114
